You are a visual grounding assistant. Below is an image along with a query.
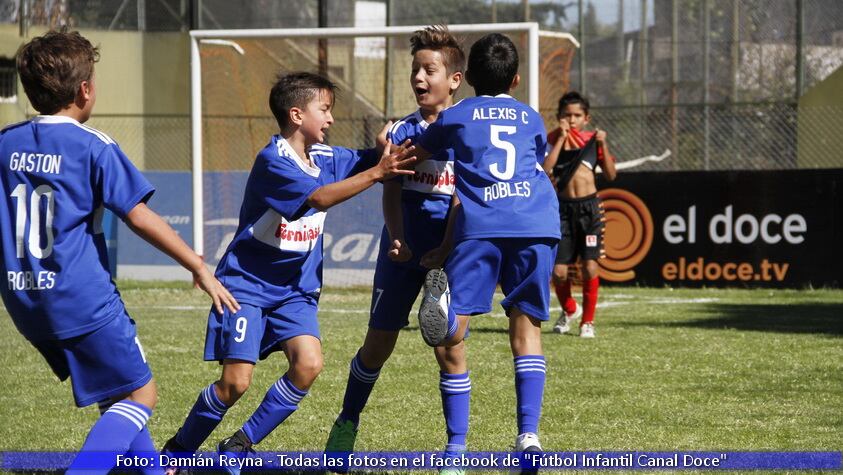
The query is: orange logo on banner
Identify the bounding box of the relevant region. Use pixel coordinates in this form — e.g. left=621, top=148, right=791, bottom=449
left=596, top=188, right=654, bottom=282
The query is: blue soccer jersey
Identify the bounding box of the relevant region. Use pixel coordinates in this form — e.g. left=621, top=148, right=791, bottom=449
left=0, top=116, right=154, bottom=341
left=417, top=95, right=560, bottom=241
left=386, top=110, right=454, bottom=259
left=214, top=136, right=377, bottom=307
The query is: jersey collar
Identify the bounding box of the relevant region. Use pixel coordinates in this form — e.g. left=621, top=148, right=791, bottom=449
left=32, top=115, right=81, bottom=125
left=414, top=109, right=429, bottom=129
left=276, top=136, right=321, bottom=177
left=479, top=94, right=514, bottom=99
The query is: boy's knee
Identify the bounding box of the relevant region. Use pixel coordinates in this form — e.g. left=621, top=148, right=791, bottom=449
left=291, top=353, right=323, bottom=385
left=552, top=267, right=568, bottom=282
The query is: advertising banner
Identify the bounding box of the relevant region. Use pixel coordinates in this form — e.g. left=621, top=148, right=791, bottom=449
left=594, top=169, right=842, bottom=288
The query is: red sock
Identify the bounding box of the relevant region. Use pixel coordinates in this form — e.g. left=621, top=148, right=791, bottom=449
left=582, top=277, right=599, bottom=324
left=554, top=280, right=577, bottom=314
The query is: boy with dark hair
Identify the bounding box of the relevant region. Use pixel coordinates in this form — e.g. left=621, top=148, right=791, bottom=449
left=324, top=26, right=468, bottom=473
left=542, top=91, right=617, bottom=338
left=398, top=33, right=561, bottom=469
left=1, top=30, right=238, bottom=473
left=161, top=71, right=413, bottom=474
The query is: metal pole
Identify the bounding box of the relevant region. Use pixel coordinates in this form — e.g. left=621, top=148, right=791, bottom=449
left=138, top=0, right=146, bottom=31
left=384, top=0, right=393, bottom=118
left=528, top=23, right=539, bottom=111
left=670, top=0, right=678, bottom=164
left=795, top=0, right=804, bottom=98
left=318, top=0, right=328, bottom=77
left=639, top=0, right=647, bottom=105
left=19, top=0, right=29, bottom=37
left=703, top=0, right=710, bottom=170
left=190, top=36, right=204, bottom=257
left=491, top=0, right=497, bottom=23
left=523, top=0, right=529, bottom=21
left=731, top=0, right=739, bottom=102
left=578, top=0, right=585, bottom=93
left=618, top=0, right=624, bottom=70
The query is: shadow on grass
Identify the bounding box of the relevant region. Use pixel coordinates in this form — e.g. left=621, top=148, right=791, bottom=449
left=620, top=302, right=843, bottom=337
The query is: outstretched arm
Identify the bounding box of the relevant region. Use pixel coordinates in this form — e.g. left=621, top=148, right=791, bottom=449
left=125, top=203, right=239, bottom=314
left=307, top=140, right=416, bottom=211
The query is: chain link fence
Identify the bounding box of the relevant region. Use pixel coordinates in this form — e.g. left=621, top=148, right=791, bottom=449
left=5, top=0, right=843, bottom=171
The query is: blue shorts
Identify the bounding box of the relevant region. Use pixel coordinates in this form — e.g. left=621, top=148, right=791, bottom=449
left=446, top=238, right=558, bottom=321
left=368, top=254, right=427, bottom=331
left=32, top=314, right=152, bottom=408
left=204, top=295, right=320, bottom=363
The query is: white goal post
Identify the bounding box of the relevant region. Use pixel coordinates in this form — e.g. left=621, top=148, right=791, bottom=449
left=188, top=23, right=578, bottom=258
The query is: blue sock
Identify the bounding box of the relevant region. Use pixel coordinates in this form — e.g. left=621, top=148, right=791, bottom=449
left=66, top=400, right=151, bottom=474
left=439, top=371, right=470, bottom=453
left=446, top=306, right=458, bottom=340
left=242, top=374, right=307, bottom=445
left=174, top=383, right=229, bottom=451
left=98, top=401, right=159, bottom=474
left=338, top=351, right=381, bottom=426
left=514, top=355, right=546, bottom=435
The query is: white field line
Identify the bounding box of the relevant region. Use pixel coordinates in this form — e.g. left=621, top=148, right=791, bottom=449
left=126, top=296, right=719, bottom=314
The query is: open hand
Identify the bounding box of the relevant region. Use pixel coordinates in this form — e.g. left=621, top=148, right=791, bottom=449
left=377, top=139, right=416, bottom=180
left=194, top=266, right=240, bottom=315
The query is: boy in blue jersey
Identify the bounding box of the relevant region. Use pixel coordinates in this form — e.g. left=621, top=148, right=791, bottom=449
left=161, top=72, right=414, bottom=473
left=398, top=33, right=561, bottom=471
left=0, top=30, right=239, bottom=474
left=324, top=26, right=469, bottom=472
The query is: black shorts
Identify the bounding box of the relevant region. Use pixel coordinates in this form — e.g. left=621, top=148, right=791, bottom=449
left=556, top=193, right=605, bottom=264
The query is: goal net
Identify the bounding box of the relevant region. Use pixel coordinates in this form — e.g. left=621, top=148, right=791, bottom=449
left=190, top=23, right=578, bottom=286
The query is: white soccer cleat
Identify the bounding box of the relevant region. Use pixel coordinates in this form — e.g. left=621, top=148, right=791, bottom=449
left=418, top=269, right=452, bottom=346
left=579, top=322, right=596, bottom=338
left=514, top=432, right=543, bottom=475
left=552, top=302, right=581, bottom=334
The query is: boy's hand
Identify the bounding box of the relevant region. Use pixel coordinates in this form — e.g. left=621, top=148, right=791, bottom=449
left=194, top=266, right=240, bottom=315
left=558, top=118, right=571, bottom=137
left=596, top=129, right=607, bottom=144
left=388, top=239, right=413, bottom=262
left=420, top=246, right=450, bottom=269
left=377, top=139, right=416, bottom=180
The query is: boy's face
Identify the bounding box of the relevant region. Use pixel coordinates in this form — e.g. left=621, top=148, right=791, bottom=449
left=559, top=103, right=590, bottom=130
left=297, top=89, right=334, bottom=144
left=411, top=49, right=460, bottom=111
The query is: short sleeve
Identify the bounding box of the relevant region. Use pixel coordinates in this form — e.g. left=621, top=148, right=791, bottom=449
left=331, top=146, right=378, bottom=181
left=254, top=154, right=321, bottom=221
left=93, top=143, right=155, bottom=219
left=417, top=113, right=450, bottom=156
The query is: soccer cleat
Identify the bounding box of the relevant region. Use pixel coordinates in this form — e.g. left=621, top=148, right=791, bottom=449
left=324, top=418, right=358, bottom=473
left=217, top=429, right=254, bottom=475
left=579, top=323, right=596, bottom=339
left=514, top=432, right=543, bottom=475
left=552, top=302, right=581, bottom=334
left=161, top=434, right=192, bottom=475
left=418, top=269, right=451, bottom=346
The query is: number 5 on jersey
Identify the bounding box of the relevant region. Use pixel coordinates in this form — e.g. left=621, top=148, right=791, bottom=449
left=489, top=125, right=517, bottom=181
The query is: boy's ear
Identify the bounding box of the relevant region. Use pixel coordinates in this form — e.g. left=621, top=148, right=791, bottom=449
left=510, top=74, right=521, bottom=90
left=449, top=71, right=463, bottom=94
left=289, top=107, right=304, bottom=126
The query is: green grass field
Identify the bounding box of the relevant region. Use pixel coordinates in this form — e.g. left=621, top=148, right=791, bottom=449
left=1, top=282, right=841, bottom=471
